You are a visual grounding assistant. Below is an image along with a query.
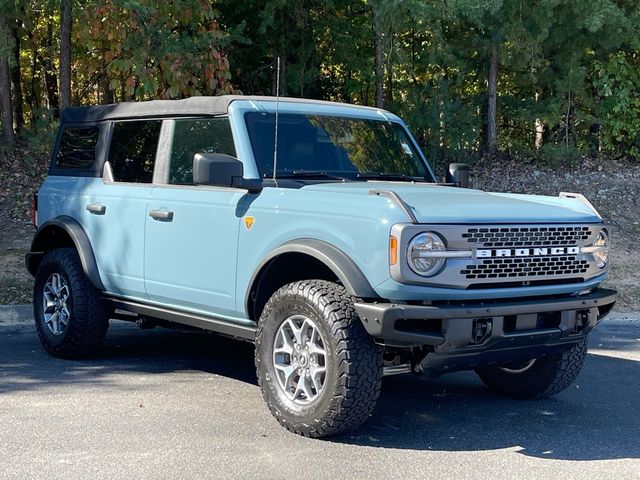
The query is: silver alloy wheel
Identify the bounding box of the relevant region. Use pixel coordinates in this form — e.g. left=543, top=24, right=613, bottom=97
left=273, top=314, right=327, bottom=405
left=498, top=358, right=536, bottom=374
left=42, top=273, right=71, bottom=336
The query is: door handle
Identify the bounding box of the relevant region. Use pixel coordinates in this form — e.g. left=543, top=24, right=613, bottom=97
left=86, top=204, right=106, bottom=215
left=149, top=209, right=174, bottom=221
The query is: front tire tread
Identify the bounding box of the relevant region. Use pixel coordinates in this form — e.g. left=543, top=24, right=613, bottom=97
left=255, top=280, right=382, bottom=438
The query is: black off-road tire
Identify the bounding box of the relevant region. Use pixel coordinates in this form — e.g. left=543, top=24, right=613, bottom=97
left=33, top=248, right=110, bottom=359
left=476, top=338, right=588, bottom=399
left=255, top=280, right=383, bottom=438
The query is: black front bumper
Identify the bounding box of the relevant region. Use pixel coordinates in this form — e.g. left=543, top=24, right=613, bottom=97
left=354, top=288, right=617, bottom=374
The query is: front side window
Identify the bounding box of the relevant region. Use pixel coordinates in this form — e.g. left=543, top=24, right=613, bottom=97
left=168, top=118, right=236, bottom=185
left=55, top=126, right=99, bottom=170
left=245, top=112, right=430, bottom=181
left=108, top=120, right=161, bottom=183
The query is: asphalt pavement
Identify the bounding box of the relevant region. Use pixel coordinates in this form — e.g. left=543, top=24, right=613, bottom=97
left=1, top=313, right=638, bottom=480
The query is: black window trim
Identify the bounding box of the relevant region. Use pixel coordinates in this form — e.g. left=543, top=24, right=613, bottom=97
left=49, top=122, right=109, bottom=178
left=51, top=114, right=235, bottom=184
left=103, top=117, right=165, bottom=185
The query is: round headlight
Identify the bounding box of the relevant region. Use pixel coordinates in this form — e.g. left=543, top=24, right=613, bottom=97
left=593, top=229, right=609, bottom=268
left=407, top=232, right=446, bottom=277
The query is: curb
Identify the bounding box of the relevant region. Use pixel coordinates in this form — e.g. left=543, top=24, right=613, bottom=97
left=0, top=304, right=33, bottom=325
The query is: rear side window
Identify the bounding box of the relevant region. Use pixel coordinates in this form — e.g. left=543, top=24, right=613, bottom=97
left=55, top=126, right=99, bottom=170
left=108, top=120, right=161, bottom=183
left=168, top=118, right=236, bottom=185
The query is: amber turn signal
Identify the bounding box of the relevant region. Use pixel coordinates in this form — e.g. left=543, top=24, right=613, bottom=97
left=389, top=236, right=398, bottom=265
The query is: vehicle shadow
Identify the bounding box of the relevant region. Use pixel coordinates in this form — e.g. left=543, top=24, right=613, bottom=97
left=2, top=321, right=638, bottom=462
left=332, top=352, right=640, bottom=461
left=0, top=322, right=258, bottom=394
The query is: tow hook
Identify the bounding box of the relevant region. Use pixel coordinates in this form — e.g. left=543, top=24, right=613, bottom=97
left=471, top=318, right=493, bottom=345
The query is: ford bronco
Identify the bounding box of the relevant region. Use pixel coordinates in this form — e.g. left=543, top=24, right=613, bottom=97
left=26, top=96, right=617, bottom=437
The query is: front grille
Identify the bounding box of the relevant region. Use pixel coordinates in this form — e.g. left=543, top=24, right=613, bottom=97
left=462, top=226, right=591, bottom=248
left=461, top=256, right=590, bottom=280
left=390, top=222, right=604, bottom=290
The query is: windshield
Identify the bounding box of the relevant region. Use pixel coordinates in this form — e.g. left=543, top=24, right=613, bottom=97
left=244, top=112, right=432, bottom=181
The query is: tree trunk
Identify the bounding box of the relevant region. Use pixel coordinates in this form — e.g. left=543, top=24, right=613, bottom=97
left=372, top=7, right=383, bottom=108
left=28, top=42, right=40, bottom=121
left=59, top=0, right=72, bottom=111
left=99, top=47, right=113, bottom=105
left=535, top=118, right=544, bottom=149
left=41, top=9, right=59, bottom=116
left=565, top=91, right=573, bottom=147
left=486, top=44, right=499, bottom=154
left=344, top=70, right=352, bottom=103
left=41, top=59, right=59, bottom=113
left=10, top=19, right=23, bottom=131
left=385, top=32, right=393, bottom=105
left=99, top=72, right=113, bottom=105
left=0, top=14, right=15, bottom=145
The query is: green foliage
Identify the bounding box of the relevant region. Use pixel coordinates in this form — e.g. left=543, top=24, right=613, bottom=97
left=19, top=107, right=58, bottom=158
left=217, top=0, right=326, bottom=98
left=1, top=0, right=640, bottom=165
left=75, top=0, right=233, bottom=101
left=593, top=51, right=640, bottom=159
left=537, top=143, right=583, bottom=169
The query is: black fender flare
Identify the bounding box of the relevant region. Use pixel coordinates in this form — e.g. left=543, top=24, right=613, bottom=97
left=26, top=216, right=105, bottom=291
left=246, top=238, right=379, bottom=314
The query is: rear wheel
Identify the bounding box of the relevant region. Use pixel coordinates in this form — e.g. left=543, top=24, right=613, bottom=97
left=475, top=338, right=588, bottom=399
left=33, top=248, right=110, bottom=358
left=255, top=280, right=382, bottom=437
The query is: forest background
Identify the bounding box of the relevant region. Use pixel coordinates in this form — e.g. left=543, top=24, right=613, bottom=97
left=0, top=1, right=639, bottom=309
left=1, top=0, right=639, bottom=165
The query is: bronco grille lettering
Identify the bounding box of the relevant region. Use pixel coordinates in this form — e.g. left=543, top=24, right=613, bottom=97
left=476, top=246, right=580, bottom=258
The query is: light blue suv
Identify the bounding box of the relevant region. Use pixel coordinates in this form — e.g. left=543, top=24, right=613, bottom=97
left=27, top=96, right=617, bottom=437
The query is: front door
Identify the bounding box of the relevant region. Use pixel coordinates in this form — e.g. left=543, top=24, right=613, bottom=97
left=143, top=117, right=245, bottom=317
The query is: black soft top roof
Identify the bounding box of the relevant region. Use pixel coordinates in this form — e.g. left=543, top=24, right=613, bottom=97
left=60, top=95, right=380, bottom=123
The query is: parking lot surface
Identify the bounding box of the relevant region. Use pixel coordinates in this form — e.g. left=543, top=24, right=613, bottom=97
left=1, top=316, right=638, bottom=480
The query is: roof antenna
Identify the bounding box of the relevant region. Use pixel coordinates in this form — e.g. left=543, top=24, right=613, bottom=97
left=272, top=56, right=281, bottom=186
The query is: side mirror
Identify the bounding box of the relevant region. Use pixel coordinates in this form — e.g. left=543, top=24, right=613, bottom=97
left=193, top=153, right=262, bottom=193
left=446, top=163, right=470, bottom=188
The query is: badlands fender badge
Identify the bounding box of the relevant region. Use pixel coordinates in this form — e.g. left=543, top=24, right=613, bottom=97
left=243, top=216, right=256, bottom=231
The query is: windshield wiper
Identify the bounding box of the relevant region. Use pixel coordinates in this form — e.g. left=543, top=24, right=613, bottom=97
left=356, top=172, right=429, bottom=183
left=264, top=171, right=351, bottom=182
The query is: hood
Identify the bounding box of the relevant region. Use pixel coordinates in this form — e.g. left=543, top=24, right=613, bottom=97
left=301, top=182, right=602, bottom=224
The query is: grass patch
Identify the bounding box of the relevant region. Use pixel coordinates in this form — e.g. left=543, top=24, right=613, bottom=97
left=0, top=278, right=32, bottom=304
left=0, top=249, right=33, bottom=304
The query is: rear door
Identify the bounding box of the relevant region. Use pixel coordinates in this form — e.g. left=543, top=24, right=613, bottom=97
left=82, top=119, right=161, bottom=299
left=143, top=117, right=246, bottom=317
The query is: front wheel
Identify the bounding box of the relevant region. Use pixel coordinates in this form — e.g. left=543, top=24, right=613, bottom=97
left=255, top=280, right=382, bottom=438
left=475, top=338, right=588, bottom=399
